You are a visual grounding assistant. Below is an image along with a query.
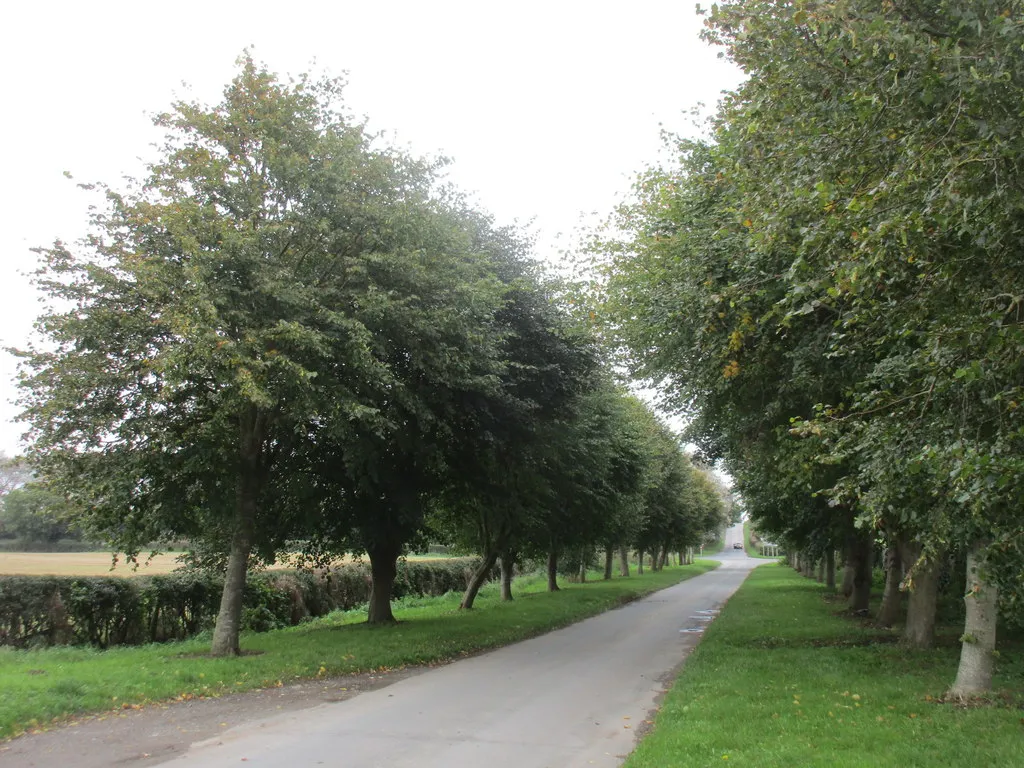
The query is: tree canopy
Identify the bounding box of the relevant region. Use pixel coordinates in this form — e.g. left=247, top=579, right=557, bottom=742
left=596, top=0, right=1024, bottom=695
left=16, top=55, right=724, bottom=654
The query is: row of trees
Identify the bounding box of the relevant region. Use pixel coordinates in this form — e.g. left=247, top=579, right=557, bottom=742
left=596, top=0, right=1023, bottom=698
left=14, top=58, right=726, bottom=656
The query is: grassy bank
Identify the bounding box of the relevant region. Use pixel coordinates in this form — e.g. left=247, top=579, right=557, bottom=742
left=0, top=561, right=717, bottom=740
left=625, top=564, right=1023, bottom=768
left=743, top=521, right=779, bottom=559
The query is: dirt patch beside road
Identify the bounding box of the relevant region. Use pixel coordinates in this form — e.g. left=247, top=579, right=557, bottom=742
left=0, top=667, right=422, bottom=768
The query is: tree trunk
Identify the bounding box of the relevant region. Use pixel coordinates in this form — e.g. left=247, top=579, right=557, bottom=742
left=637, top=548, right=644, bottom=575
left=578, top=555, right=587, bottom=583
left=546, top=548, right=560, bottom=591
left=210, top=411, right=262, bottom=657
left=826, top=549, right=836, bottom=590
left=368, top=542, right=401, bottom=622
left=848, top=533, right=873, bottom=613
left=499, top=551, right=515, bottom=601
left=803, top=553, right=816, bottom=578
left=949, top=542, right=998, bottom=699
left=876, top=544, right=904, bottom=628
left=461, top=549, right=499, bottom=609
left=618, top=546, right=630, bottom=577
left=659, top=544, right=669, bottom=570
left=900, top=540, right=941, bottom=649
left=210, top=518, right=253, bottom=656
left=817, top=558, right=825, bottom=583
left=603, top=546, right=613, bottom=580
left=840, top=539, right=855, bottom=596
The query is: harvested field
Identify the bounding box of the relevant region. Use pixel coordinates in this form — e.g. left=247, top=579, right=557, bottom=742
left=0, top=551, right=451, bottom=576
left=0, top=552, right=185, bottom=576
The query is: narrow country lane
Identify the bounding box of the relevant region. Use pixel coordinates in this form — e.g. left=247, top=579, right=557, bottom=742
left=161, top=530, right=761, bottom=768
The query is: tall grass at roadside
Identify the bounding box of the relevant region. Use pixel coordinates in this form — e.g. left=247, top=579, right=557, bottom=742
left=625, top=564, right=1024, bottom=768
left=0, top=561, right=717, bottom=740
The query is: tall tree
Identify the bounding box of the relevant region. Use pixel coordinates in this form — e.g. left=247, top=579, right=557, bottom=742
left=16, top=57, right=505, bottom=652
left=598, top=0, right=1024, bottom=692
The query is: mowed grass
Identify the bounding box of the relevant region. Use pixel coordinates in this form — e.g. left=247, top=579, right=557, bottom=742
left=624, top=564, right=1024, bottom=768
left=0, top=551, right=454, bottom=576
left=0, top=561, right=718, bottom=740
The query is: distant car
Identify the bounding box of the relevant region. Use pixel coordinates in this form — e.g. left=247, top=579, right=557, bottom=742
left=733, top=542, right=743, bottom=549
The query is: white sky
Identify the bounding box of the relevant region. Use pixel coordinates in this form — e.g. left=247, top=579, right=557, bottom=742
left=0, top=0, right=742, bottom=456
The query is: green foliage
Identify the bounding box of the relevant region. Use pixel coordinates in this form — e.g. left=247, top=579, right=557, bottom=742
left=15, top=55, right=519, bottom=643
left=0, top=558, right=480, bottom=649
left=595, top=0, right=1024, bottom=631
left=0, top=484, right=76, bottom=545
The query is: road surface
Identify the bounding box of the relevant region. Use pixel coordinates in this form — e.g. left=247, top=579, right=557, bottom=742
left=159, top=531, right=761, bottom=767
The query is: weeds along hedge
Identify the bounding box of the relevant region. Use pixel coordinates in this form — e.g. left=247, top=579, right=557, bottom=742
left=0, top=557, right=481, bottom=649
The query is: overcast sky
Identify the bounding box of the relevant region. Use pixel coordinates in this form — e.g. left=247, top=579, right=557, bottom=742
left=0, top=0, right=742, bottom=456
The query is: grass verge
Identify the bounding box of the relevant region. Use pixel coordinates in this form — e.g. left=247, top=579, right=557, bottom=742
left=743, top=521, right=779, bottom=559
left=624, top=564, right=1024, bottom=768
left=0, top=560, right=717, bottom=740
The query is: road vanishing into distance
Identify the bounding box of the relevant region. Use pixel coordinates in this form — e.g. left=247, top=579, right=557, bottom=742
left=4, top=525, right=762, bottom=768
left=162, top=525, right=762, bottom=768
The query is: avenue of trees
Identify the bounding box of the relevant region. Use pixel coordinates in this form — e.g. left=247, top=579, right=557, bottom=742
left=597, top=0, right=1023, bottom=698
left=13, top=57, right=726, bottom=656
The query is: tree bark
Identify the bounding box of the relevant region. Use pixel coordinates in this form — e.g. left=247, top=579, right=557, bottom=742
left=900, top=540, right=941, bottom=649
left=659, top=544, right=669, bottom=570
left=876, top=544, right=904, bottom=628
left=546, top=548, right=560, bottom=591
left=499, top=551, right=515, bottom=602
left=817, top=558, right=825, bottom=583
left=848, top=533, right=873, bottom=613
left=949, top=542, right=998, bottom=699
left=210, top=410, right=262, bottom=657
left=840, top=540, right=855, bottom=597
left=618, top=546, right=630, bottom=577
left=826, top=549, right=836, bottom=590
left=578, top=554, right=587, bottom=583
left=461, top=549, right=499, bottom=609
left=368, top=541, right=402, bottom=622
left=803, top=553, right=816, bottom=579
left=210, top=515, right=254, bottom=656
left=637, top=548, right=644, bottom=575
left=603, top=546, right=613, bottom=580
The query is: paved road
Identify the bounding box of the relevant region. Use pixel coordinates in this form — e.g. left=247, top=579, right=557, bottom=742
left=160, top=531, right=762, bottom=768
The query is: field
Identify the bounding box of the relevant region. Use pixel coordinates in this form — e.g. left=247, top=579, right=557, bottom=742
left=0, top=551, right=452, bottom=577
left=0, top=552, right=185, bottom=577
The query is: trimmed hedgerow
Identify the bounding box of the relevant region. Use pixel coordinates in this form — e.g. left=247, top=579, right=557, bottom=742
left=0, top=557, right=480, bottom=648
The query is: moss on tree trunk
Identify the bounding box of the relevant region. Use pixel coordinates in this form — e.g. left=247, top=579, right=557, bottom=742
left=900, top=540, right=941, bottom=649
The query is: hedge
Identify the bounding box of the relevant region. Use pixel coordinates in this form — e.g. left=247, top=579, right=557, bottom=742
left=0, top=557, right=482, bottom=649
